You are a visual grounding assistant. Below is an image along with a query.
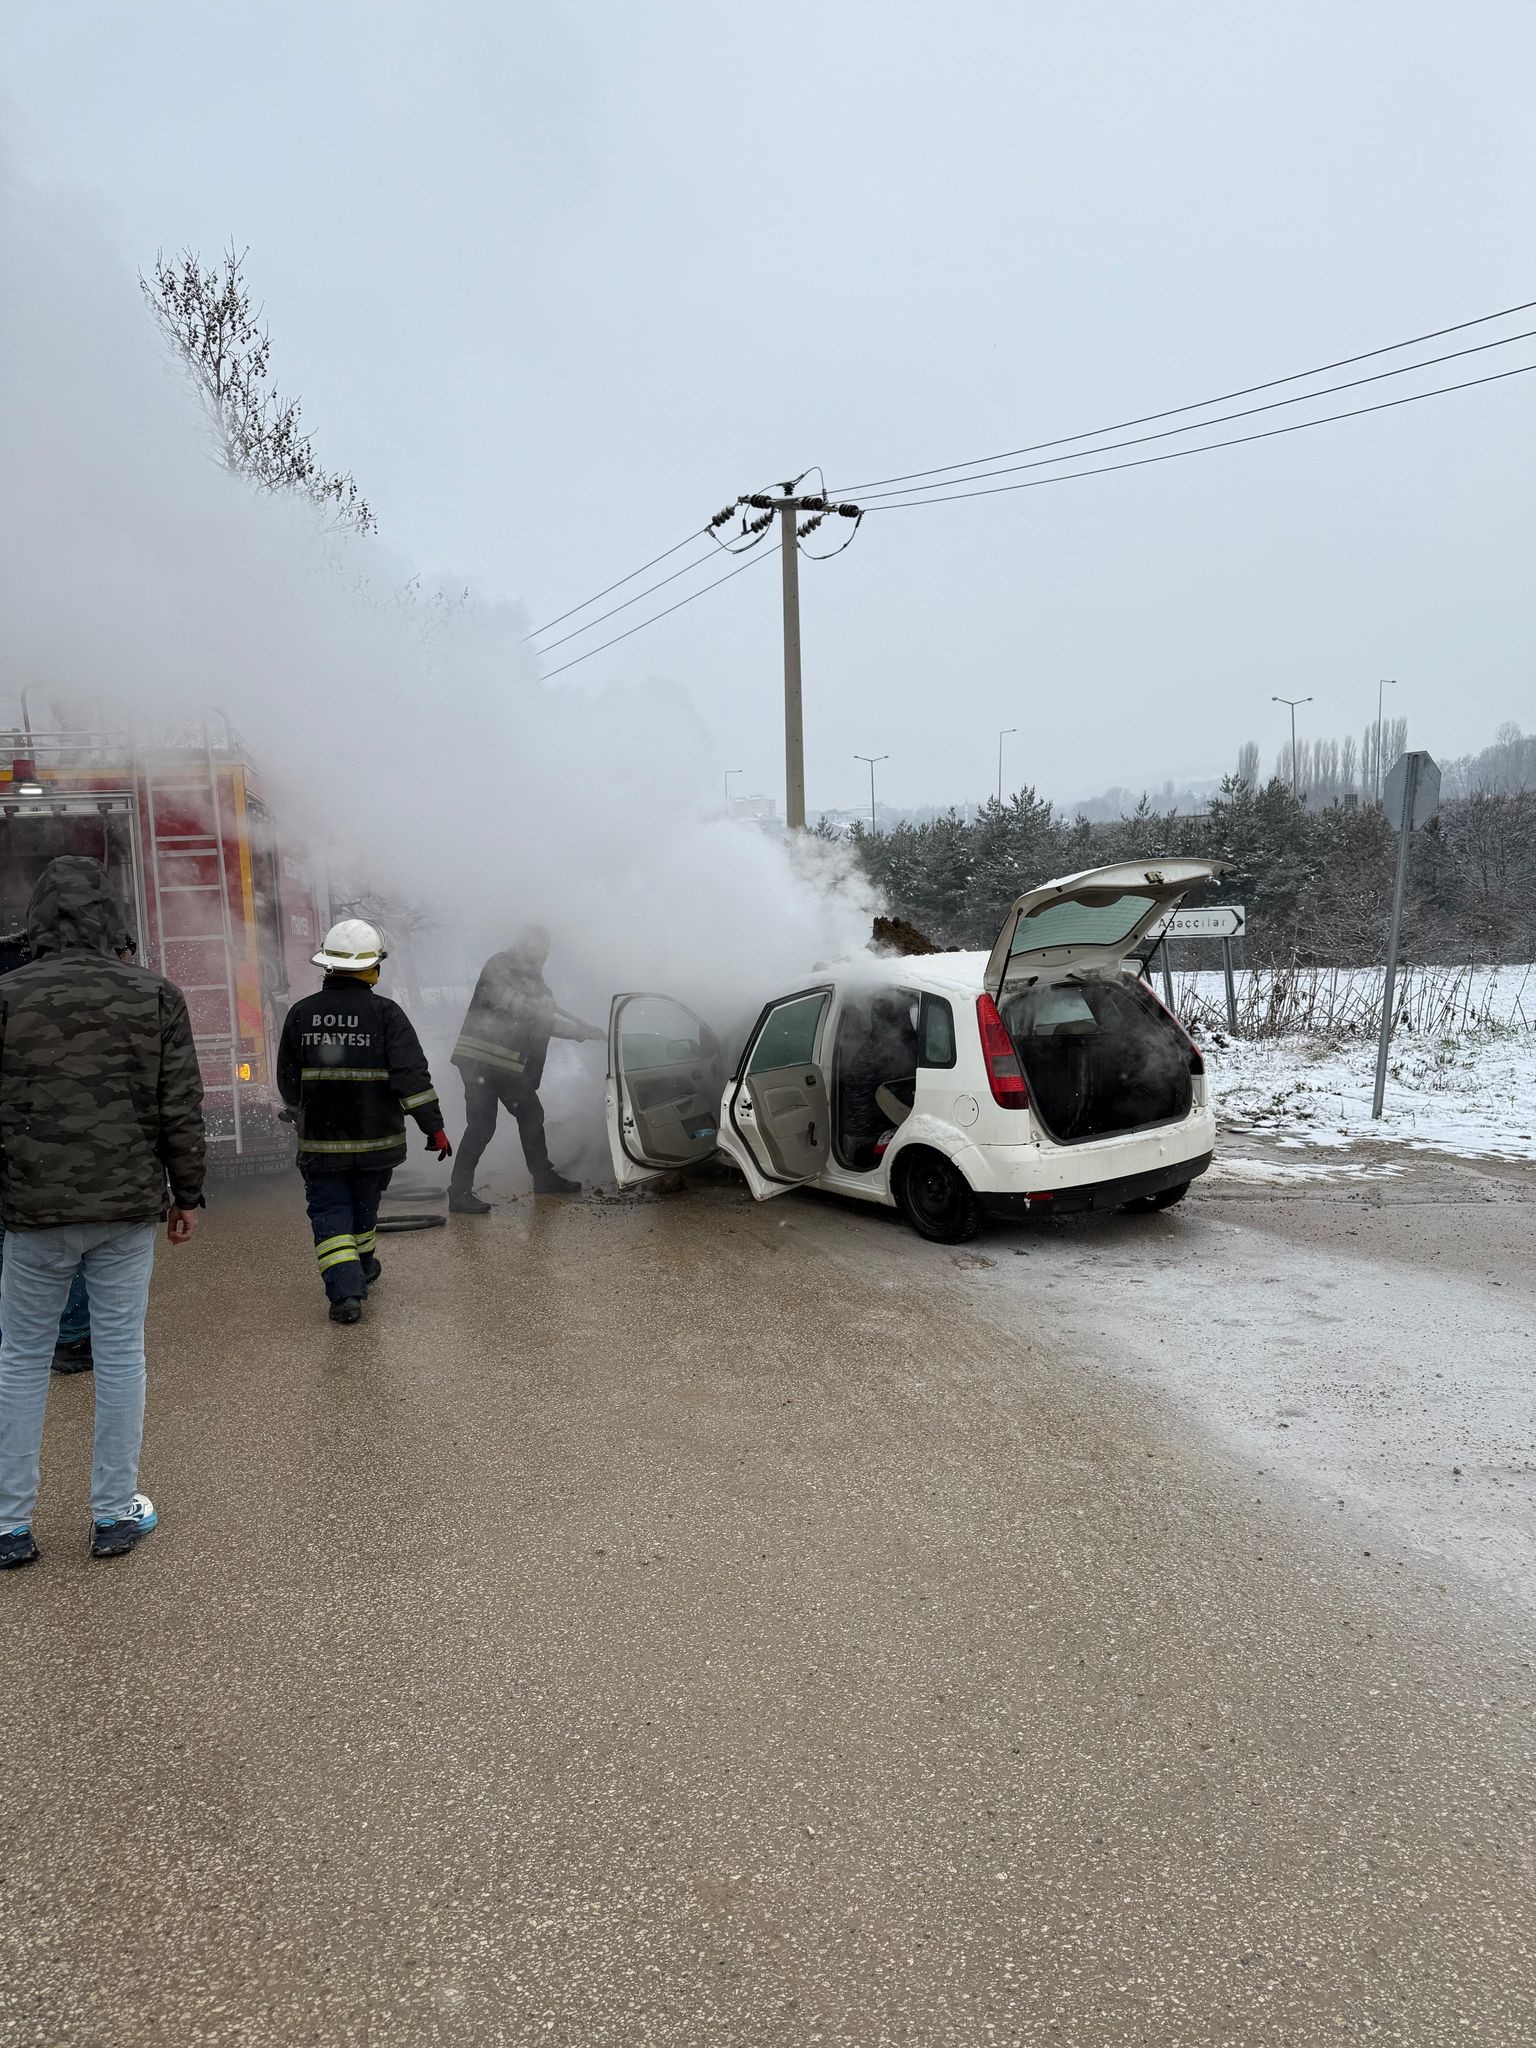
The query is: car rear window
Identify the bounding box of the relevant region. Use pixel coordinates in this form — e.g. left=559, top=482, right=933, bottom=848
left=1011, top=891, right=1157, bottom=956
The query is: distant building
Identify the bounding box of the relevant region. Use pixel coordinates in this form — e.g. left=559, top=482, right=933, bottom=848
left=730, top=792, right=778, bottom=822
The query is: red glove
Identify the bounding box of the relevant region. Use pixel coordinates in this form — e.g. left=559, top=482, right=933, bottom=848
left=426, top=1129, right=453, bottom=1160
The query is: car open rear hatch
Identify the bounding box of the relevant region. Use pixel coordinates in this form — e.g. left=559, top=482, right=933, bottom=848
left=984, top=859, right=1226, bottom=994
left=985, top=859, right=1225, bottom=1145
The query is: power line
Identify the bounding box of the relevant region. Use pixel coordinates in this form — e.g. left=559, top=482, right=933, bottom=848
left=861, top=359, right=1536, bottom=513
left=538, top=546, right=777, bottom=680
left=522, top=529, right=706, bottom=641
left=850, top=324, right=1536, bottom=503
left=830, top=295, right=1536, bottom=496
left=528, top=306, right=1536, bottom=685
left=532, top=538, right=765, bottom=654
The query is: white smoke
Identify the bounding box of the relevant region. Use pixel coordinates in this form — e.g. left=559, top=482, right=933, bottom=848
left=0, top=151, right=876, bottom=1181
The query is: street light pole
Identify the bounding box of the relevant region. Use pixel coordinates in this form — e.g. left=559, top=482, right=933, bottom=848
left=997, top=727, right=1017, bottom=805
left=854, top=753, right=888, bottom=835
left=1375, top=678, right=1396, bottom=804
left=724, top=768, right=742, bottom=811
left=1272, top=695, right=1313, bottom=804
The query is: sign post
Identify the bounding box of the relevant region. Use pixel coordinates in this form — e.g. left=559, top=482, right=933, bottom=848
left=1160, top=907, right=1247, bottom=1033
left=1372, top=751, right=1441, bottom=1118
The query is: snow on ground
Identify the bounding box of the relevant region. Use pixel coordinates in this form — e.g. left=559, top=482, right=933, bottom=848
left=1206, top=1028, right=1536, bottom=1161
left=1206, top=1152, right=1405, bottom=1184
left=1172, top=964, right=1536, bottom=1162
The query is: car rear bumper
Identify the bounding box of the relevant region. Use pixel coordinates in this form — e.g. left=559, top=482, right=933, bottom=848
left=977, top=1150, right=1213, bottom=1219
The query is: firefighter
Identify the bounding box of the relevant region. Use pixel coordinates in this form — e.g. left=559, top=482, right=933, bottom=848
left=448, top=925, right=603, bottom=1213
left=277, top=919, right=452, bottom=1324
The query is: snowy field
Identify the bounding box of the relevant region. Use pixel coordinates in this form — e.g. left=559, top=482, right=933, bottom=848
left=1173, top=965, right=1536, bottom=1162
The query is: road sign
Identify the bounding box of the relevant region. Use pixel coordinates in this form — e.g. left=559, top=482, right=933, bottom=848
left=1167, top=905, right=1246, bottom=939
left=1146, top=905, right=1248, bottom=1032
left=1383, top=751, right=1440, bottom=832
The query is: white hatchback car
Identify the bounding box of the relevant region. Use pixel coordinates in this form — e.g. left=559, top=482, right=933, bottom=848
left=604, top=859, right=1223, bottom=1242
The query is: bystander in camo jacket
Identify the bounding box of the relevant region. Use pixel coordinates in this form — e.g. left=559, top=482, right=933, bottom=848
left=0, top=857, right=206, bottom=1229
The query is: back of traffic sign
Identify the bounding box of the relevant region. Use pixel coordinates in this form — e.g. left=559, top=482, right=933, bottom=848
left=1382, top=750, right=1440, bottom=832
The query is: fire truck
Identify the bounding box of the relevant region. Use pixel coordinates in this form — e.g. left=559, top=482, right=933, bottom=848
left=0, top=715, right=327, bottom=1173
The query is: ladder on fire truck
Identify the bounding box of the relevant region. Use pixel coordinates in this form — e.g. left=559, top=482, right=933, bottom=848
left=143, top=723, right=245, bottom=1152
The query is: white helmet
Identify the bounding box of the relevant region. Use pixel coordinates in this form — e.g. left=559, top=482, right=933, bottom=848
left=312, top=917, right=388, bottom=972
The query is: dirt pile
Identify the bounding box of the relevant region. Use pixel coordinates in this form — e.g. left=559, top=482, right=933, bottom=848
left=871, top=914, right=944, bottom=956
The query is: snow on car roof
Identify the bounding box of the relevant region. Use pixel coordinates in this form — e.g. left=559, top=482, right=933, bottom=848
left=821, top=948, right=992, bottom=995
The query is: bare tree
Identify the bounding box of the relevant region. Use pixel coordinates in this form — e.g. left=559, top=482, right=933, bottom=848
left=1235, top=740, right=1261, bottom=787
left=141, top=244, right=374, bottom=533
left=330, top=883, right=435, bottom=1010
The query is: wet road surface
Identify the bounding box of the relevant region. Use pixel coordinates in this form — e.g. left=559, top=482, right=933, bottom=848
left=2, top=1159, right=1532, bottom=2046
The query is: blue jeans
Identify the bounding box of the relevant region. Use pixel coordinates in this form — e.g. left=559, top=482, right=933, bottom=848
left=303, top=1170, right=392, bottom=1302
left=0, top=1220, right=90, bottom=1346
left=0, top=1219, right=158, bottom=1526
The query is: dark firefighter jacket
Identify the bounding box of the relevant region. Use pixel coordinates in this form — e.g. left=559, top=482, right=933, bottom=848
left=0, top=856, right=207, bottom=1230
left=278, top=976, right=441, bottom=1172
left=451, top=949, right=585, bottom=1085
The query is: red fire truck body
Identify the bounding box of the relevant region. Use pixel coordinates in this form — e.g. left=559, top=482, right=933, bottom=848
left=1, top=725, right=325, bottom=1171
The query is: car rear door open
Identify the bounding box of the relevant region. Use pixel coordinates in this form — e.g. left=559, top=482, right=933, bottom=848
left=716, top=987, right=832, bottom=1200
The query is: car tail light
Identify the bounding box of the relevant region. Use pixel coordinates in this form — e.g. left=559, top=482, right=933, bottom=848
left=976, top=994, right=1029, bottom=1109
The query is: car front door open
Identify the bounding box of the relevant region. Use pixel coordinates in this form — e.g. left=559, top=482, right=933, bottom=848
left=605, top=993, right=725, bottom=1187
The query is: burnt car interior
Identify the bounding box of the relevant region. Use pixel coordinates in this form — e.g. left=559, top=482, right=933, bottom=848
left=1000, top=977, right=1195, bottom=1142
left=833, top=991, right=920, bottom=1170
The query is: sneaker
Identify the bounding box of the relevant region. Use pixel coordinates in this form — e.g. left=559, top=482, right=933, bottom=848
left=532, top=1171, right=581, bottom=1196
left=448, top=1190, right=493, bottom=1215
left=329, top=1298, right=364, bottom=1325
left=91, top=1493, right=157, bottom=1559
left=0, top=1526, right=39, bottom=1571
left=361, top=1256, right=382, bottom=1286
left=52, top=1337, right=94, bottom=1375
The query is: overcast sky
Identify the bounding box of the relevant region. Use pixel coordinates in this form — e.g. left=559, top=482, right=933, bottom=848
left=3, top=0, right=1532, bottom=814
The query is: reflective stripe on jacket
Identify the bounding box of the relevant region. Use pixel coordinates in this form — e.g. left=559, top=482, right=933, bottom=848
left=277, top=977, right=440, bottom=1170
left=451, top=950, right=585, bottom=1080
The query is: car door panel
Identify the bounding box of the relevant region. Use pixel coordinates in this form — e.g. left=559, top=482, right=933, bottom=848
left=606, top=992, right=724, bottom=1187
left=716, top=986, right=832, bottom=1200
left=740, top=1063, right=829, bottom=1179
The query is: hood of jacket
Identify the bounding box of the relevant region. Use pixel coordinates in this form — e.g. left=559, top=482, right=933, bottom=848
left=25, top=856, right=133, bottom=960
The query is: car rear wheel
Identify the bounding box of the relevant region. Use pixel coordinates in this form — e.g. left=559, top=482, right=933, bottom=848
left=896, top=1149, right=984, bottom=1244
left=1122, top=1178, right=1192, bottom=1214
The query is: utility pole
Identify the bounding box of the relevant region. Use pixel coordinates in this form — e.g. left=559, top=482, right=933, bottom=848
left=1372, top=750, right=1440, bottom=1117
left=854, top=753, right=888, bottom=835
left=780, top=508, right=805, bottom=830
left=998, top=727, right=1017, bottom=805
left=1272, top=695, right=1312, bottom=804
left=709, top=484, right=865, bottom=832
left=1374, top=678, right=1395, bottom=804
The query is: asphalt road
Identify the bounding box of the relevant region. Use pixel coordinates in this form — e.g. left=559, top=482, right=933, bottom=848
left=2, top=1155, right=1532, bottom=2047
